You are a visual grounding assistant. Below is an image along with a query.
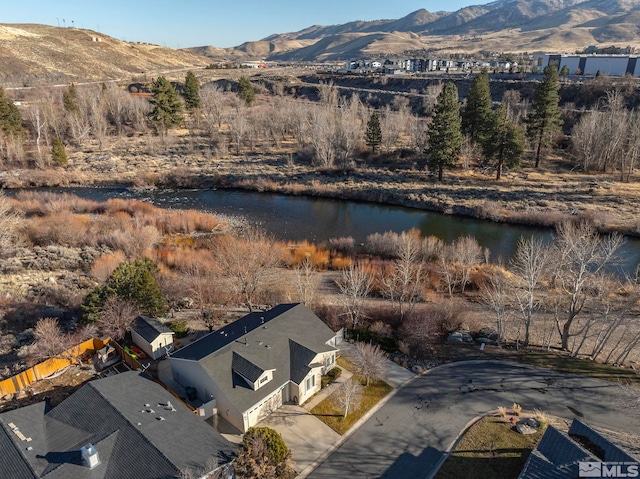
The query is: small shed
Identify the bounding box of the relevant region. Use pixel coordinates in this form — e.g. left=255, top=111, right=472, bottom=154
left=131, top=315, right=174, bottom=360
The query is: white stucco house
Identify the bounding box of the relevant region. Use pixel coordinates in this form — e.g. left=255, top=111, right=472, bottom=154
left=169, top=303, right=341, bottom=433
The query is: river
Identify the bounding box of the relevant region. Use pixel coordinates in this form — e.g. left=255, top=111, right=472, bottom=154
left=24, top=187, right=640, bottom=274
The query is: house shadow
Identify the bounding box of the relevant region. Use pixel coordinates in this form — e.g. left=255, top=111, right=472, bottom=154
left=379, top=447, right=443, bottom=479
left=434, top=451, right=532, bottom=478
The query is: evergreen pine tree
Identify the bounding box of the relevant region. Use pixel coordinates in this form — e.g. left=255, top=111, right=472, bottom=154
left=237, top=76, right=255, bottom=106
left=183, top=71, right=200, bottom=109
left=0, top=87, right=23, bottom=136
left=462, top=69, right=492, bottom=145
left=149, top=76, right=183, bottom=130
left=527, top=64, right=563, bottom=168
left=51, top=138, right=68, bottom=166
left=62, top=84, right=79, bottom=113
left=81, top=258, right=168, bottom=323
left=426, top=82, right=463, bottom=181
left=483, top=103, right=524, bottom=180
left=365, top=111, right=382, bottom=153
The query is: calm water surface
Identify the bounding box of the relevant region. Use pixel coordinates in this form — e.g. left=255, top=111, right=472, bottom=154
left=23, top=187, right=640, bottom=274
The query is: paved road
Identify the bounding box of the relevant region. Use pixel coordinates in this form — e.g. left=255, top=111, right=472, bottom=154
left=308, top=361, right=640, bottom=479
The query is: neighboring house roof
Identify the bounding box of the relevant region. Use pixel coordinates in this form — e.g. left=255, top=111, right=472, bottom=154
left=519, top=420, right=639, bottom=479
left=171, top=303, right=338, bottom=412
left=131, top=315, right=174, bottom=344
left=568, top=419, right=639, bottom=464
left=0, top=372, right=235, bottom=479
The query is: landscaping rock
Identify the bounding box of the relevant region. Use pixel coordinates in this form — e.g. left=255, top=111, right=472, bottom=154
left=516, top=423, right=537, bottom=435
left=447, top=332, right=463, bottom=343
left=412, top=365, right=423, bottom=374
left=478, top=327, right=500, bottom=343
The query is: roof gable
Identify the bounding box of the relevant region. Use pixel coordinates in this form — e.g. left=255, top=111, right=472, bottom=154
left=132, top=316, right=174, bottom=343
left=289, top=340, right=317, bottom=384
left=232, top=352, right=265, bottom=384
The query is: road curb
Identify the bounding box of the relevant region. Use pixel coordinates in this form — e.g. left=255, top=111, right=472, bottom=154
left=296, top=371, right=419, bottom=479
left=424, top=412, right=489, bottom=479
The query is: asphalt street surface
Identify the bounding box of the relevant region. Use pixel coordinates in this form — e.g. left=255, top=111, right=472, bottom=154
left=308, top=361, right=640, bottom=479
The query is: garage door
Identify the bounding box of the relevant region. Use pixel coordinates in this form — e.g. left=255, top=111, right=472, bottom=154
left=248, top=387, right=284, bottom=427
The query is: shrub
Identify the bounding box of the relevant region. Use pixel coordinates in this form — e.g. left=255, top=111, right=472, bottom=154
left=350, top=328, right=398, bottom=354
left=327, top=367, right=342, bottom=381
left=51, top=138, right=67, bottom=166
left=328, top=236, right=356, bottom=254
left=168, top=319, right=189, bottom=338
left=234, top=427, right=295, bottom=479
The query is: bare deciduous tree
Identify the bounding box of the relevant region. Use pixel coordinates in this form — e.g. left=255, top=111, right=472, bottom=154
left=214, top=229, right=282, bottom=311
left=335, top=379, right=364, bottom=418
left=480, top=270, right=511, bottom=341
left=550, top=220, right=623, bottom=350
left=511, top=236, right=548, bottom=346
left=380, top=232, right=424, bottom=320
left=336, top=262, right=373, bottom=329
left=351, top=342, right=387, bottom=387
left=293, top=257, right=319, bottom=306
left=99, top=296, right=140, bottom=341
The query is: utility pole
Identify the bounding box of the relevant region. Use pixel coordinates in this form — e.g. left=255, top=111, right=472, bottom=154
left=62, top=18, right=66, bottom=27
left=56, top=17, right=60, bottom=27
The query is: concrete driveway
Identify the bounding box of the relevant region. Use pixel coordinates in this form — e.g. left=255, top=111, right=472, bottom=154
left=257, top=405, right=340, bottom=474
left=308, top=361, right=640, bottom=479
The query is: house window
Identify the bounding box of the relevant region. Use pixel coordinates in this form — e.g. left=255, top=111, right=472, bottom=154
left=259, top=376, right=268, bottom=384
left=306, top=375, right=315, bottom=392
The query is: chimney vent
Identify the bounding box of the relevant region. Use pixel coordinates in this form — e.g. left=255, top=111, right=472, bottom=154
left=81, top=443, right=100, bottom=469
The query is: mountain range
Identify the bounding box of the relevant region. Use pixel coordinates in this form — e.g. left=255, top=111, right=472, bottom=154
left=189, top=0, right=640, bottom=61
left=1, top=0, right=639, bottom=87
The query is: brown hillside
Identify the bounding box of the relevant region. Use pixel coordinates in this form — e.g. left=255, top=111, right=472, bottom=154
left=0, top=24, right=210, bottom=87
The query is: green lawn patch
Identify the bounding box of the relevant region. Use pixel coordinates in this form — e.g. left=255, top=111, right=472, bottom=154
left=436, top=417, right=547, bottom=479
left=310, top=377, right=392, bottom=435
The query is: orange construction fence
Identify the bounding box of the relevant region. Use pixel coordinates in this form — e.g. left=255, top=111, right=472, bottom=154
left=0, top=337, right=109, bottom=397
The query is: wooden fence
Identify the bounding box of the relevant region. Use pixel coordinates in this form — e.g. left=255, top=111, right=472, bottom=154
left=0, top=337, right=109, bottom=397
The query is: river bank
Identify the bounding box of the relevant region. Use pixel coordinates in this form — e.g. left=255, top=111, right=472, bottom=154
left=1, top=147, right=638, bottom=237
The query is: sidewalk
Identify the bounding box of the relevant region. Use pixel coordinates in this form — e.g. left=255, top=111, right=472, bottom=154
left=302, top=368, right=353, bottom=411
left=337, top=341, right=415, bottom=388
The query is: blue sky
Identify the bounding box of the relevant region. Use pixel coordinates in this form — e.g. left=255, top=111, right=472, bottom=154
left=3, top=1, right=479, bottom=48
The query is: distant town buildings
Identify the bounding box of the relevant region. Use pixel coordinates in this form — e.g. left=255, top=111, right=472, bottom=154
left=343, top=57, right=513, bottom=74
left=534, top=53, right=640, bottom=77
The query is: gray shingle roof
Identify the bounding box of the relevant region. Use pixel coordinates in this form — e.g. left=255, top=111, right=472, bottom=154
left=518, top=450, right=577, bottom=479
left=569, top=419, right=639, bottom=463
left=536, top=426, right=593, bottom=468
left=132, top=316, right=174, bottom=343
left=289, top=340, right=318, bottom=384
left=232, top=352, right=264, bottom=383
left=172, top=303, right=338, bottom=413
left=519, top=420, right=640, bottom=479
left=0, top=372, right=235, bottom=479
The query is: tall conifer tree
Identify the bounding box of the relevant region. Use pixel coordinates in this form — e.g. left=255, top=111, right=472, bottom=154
left=426, top=82, right=463, bottom=181
left=149, top=76, right=183, bottom=130
left=183, top=71, right=200, bottom=109
left=483, top=103, right=524, bottom=179
left=527, top=64, right=563, bottom=168
left=462, top=69, right=492, bottom=145
left=365, top=111, right=382, bottom=153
